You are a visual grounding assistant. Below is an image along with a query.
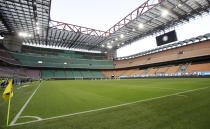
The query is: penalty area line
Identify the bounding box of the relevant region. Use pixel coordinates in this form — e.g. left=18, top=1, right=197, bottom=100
left=10, top=85, right=210, bottom=127
left=9, top=82, right=43, bottom=126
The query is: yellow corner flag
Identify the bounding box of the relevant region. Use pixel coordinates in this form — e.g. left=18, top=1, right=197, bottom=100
left=2, top=80, right=13, bottom=101
left=2, top=79, right=13, bottom=127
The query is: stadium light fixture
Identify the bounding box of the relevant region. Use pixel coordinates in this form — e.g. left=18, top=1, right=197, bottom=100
left=107, top=45, right=112, bottom=49
left=138, top=23, right=144, bottom=29
left=178, top=3, right=182, bottom=7
left=0, top=35, right=4, bottom=39
left=19, top=32, right=26, bottom=37
left=120, top=34, right=124, bottom=39
left=18, top=32, right=32, bottom=38
left=161, top=9, right=169, bottom=17
left=38, top=61, right=43, bottom=64
left=36, top=26, right=40, bottom=30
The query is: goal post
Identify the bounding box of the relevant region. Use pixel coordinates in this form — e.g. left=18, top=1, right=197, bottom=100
left=74, top=77, right=83, bottom=80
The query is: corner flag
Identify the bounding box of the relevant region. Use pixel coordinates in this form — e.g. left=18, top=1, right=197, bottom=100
left=2, top=80, right=13, bottom=101
left=2, top=79, right=13, bottom=127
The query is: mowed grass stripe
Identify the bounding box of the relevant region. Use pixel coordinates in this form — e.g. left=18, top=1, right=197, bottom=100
left=20, top=81, right=179, bottom=119
left=18, top=78, right=210, bottom=121
left=12, top=85, right=210, bottom=126
left=9, top=78, right=210, bottom=129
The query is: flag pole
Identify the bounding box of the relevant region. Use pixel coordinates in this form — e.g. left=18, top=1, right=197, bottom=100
left=6, top=96, right=11, bottom=127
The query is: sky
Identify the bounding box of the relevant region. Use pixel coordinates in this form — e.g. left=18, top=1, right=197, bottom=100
left=51, top=0, right=210, bottom=57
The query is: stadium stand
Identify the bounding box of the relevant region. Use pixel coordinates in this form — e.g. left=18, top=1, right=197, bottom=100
left=41, top=70, right=104, bottom=79
left=166, top=66, right=180, bottom=74
left=186, top=63, right=210, bottom=73
left=8, top=50, right=114, bottom=69
left=156, top=67, right=169, bottom=74
left=0, top=34, right=210, bottom=79
left=101, top=62, right=210, bottom=78
left=0, top=49, right=20, bottom=65
left=0, top=66, right=40, bottom=79
left=114, top=34, right=210, bottom=69
left=147, top=68, right=159, bottom=75
left=22, top=46, right=108, bottom=60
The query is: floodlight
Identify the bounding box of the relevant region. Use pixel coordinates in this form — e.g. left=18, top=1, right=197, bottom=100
left=38, top=61, right=43, bottom=64
left=107, top=45, right=112, bottom=49
left=120, top=34, right=124, bottom=38
left=0, top=35, right=4, bottom=39
left=178, top=4, right=182, bottom=7
left=36, top=26, right=40, bottom=30
left=138, top=23, right=144, bottom=29
left=19, top=32, right=31, bottom=38
left=161, top=9, right=169, bottom=17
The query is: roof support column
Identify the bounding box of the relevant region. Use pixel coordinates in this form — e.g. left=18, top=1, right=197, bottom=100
left=3, top=35, right=23, bottom=52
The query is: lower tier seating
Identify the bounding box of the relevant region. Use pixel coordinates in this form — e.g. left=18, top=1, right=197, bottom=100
left=101, top=63, right=210, bottom=78
left=41, top=70, right=104, bottom=79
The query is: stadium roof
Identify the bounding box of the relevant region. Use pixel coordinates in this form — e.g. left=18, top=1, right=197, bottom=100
left=0, top=0, right=210, bottom=52
left=116, top=33, right=210, bottom=60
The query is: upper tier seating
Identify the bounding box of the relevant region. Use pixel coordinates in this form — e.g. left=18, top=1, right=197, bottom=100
left=9, top=52, right=114, bottom=69
left=22, top=46, right=107, bottom=60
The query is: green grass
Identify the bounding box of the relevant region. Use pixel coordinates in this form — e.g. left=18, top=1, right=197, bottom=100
left=0, top=82, right=40, bottom=128
left=1, top=78, right=210, bottom=129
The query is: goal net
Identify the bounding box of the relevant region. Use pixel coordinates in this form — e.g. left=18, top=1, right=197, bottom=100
left=74, top=77, right=83, bottom=80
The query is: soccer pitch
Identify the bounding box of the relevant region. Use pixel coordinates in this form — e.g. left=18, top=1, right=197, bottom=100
left=1, top=78, right=210, bottom=129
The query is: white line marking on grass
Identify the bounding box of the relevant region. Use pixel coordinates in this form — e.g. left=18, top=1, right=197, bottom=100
left=9, top=82, right=42, bottom=126
left=176, top=94, right=188, bottom=97
left=16, top=85, right=31, bottom=90
left=22, top=85, right=30, bottom=87
left=19, top=116, right=43, bottom=121
left=9, top=85, right=210, bottom=127
left=136, top=86, right=185, bottom=91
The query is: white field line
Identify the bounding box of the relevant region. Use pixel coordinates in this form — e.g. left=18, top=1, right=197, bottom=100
left=9, top=82, right=42, bottom=126
left=16, top=85, right=30, bottom=90
left=135, top=86, right=185, bottom=91
left=9, top=85, right=210, bottom=127
left=176, top=94, right=188, bottom=97
left=19, top=116, right=43, bottom=121
left=22, top=85, right=30, bottom=88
